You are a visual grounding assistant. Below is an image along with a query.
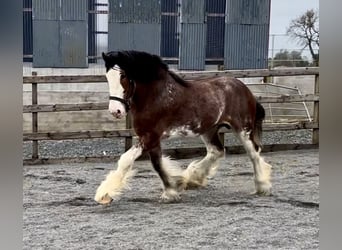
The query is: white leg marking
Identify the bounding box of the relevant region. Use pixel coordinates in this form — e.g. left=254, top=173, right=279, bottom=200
left=159, top=156, right=187, bottom=201
left=184, top=136, right=224, bottom=188
left=237, top=131, right=272, bottom=195
left=160, top=188, right=181, bottom=202
left=94, top=145, right=142, bottom=204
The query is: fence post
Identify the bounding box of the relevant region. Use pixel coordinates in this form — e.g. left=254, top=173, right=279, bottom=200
left=125, top=112, right=133, bottom=151
left=312, top=74, right=319, bottom=144
left=31, top=72, right=39, bottom=160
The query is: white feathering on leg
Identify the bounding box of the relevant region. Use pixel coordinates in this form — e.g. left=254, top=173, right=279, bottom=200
left=94, top=145, right=142, bottom=204
left=94, top=168, right=136, bottom=203
left=161, top=156, right=187, bottom=192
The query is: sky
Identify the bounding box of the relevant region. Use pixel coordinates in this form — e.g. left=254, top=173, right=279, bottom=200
left=269, top=0, right=319, bottom=59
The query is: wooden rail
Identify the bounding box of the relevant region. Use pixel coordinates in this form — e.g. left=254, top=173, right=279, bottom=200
left=23, top=67, right=319, bottom=84
left=23, top=67, right=319, bottom=164
left=23, top=94, right=319, bottom=113
left=23, top=122, right=319, bottom=141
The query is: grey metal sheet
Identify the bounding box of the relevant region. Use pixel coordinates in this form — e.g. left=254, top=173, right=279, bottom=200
left=61, top=0, right=87, bottom=21
left=161, top=14, right=179, bottom=57
left=224, top=0, right=270, bottom=69
left=109, top=0, right=134, bottom=23
left=226, top=0, right=270, bottom=25
left=32, top=0, right=60, bottom=20
left=108, top=0, right=161, bottom=54
left=32, top=20, right=60, bottom=67
left=108, top=23, right=134, bottom=51
left=180, top=0, right=205, bottom=24
left=179, top=23, right=206, bottom=70
left=179, top=0, right=206, bottom=70
left=32, top=0, right=88, bottom=67
left=60, top=21, right=88, bottom=67
left=108, top=23, right=161, bottom=54
left=132, top=24, right=161, bottom=54
left=134, top=0, right=161, bottom=23
left=224, top=24, right=269, bottom=69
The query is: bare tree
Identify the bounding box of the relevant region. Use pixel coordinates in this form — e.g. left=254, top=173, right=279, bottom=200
left=287, top=9, right=319, bottom=66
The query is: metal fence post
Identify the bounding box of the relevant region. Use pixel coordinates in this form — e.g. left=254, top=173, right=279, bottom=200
left=31, top=71, right=39, bottom=160
left=312, top=74, right=319, bottom=144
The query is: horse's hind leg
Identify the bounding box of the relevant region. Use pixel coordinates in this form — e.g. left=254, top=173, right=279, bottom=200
left=149, top=145, right=187, bottom=201
left=236, top=128, right=272, bottom=195
left=184, top=128, right=225, bottom=188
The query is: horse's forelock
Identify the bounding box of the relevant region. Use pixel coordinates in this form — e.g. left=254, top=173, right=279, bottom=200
left=108, top=50, right=169, bottom=83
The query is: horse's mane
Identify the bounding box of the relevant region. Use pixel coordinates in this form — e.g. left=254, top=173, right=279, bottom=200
left=106, top=50, right=189, bottom=87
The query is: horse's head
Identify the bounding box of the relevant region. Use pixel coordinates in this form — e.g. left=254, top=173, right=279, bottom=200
left=102, top=52, right=127, bottom=119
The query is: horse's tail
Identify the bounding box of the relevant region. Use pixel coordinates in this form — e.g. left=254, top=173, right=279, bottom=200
left=253, top=101, right=265, bottom=150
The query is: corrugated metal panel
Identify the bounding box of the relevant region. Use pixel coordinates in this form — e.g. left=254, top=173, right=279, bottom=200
left=224, top=0, right=270, bottom=69
left=205, top=0, right=225, bottom=59
left=88, top=0, right=96, bottom=63
left=132, top=24, right=161, bottom=53
left=32, top=0, right=60, bottom=20
left=108, top=23, right=134, bottom=51
left=206, top=0, right=225, bottom=13
left=161, top=0, right=179, bottom=58
left=109, top=0, right=134, bottom=23
left=23, top=0, right=33, bottom=62
left=224, top=24, right=269, bottom=69
left=32, top=0, right=88, bottom=67
left=179, top=24, right=206, bottom=69
left=60, top=21, right=88, bottom=67
left=180, top=0, right=205, bottom=23
left=179, top=0, right=206, bottom=70
left=61, top=0, right=87, bottom=21
left=226, top=0, right=270, bottom=24
left=161, top=0, right=178, bottom=12
left=108, top=0, right=161, bottom=54
left=161, top=15, right=179, bottom=57
left=206, top=16, right=225, bottom=58
left=32, top=20, right=60, bottom=67
left=134, top=0, right=161, bottom=23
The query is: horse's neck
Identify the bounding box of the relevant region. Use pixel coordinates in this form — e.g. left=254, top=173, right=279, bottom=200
left=132, top=73, right=183, bottom=111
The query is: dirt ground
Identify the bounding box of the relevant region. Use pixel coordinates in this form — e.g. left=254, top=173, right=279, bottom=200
left=23, top=149, right=319, bottom=250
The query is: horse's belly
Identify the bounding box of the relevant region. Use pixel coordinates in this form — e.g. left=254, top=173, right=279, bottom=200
left=162, top=125, right=200, bottom=139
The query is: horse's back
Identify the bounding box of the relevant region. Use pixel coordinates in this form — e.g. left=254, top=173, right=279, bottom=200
left=191, top=75, right=258, bottom=129
left=193, top=76, right=255, bottom=102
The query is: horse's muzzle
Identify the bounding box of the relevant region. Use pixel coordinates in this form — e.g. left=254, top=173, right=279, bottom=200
left=108, top=100, right=127, bottom=119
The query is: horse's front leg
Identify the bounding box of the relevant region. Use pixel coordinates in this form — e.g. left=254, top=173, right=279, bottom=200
left=148, top=145, right=187, bottom=201
left=94, top=144, right=143, bottom=204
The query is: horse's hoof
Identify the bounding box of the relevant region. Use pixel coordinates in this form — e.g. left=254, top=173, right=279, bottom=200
left=185, top=178, right=208, bottom=190
left=95, top=193, right=113, bottom=205
left=256, top=189, right=272, bottom=196
left=255, top=182, right=272, bottom=196
left=160, top=189, right=181, bottom=202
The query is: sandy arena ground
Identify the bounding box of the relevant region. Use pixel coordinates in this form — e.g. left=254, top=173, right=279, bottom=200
left=23, top=149, right=319, bottom=250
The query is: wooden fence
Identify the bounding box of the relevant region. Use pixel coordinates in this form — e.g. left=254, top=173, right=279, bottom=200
left=23, top=67, right=319, bottom=164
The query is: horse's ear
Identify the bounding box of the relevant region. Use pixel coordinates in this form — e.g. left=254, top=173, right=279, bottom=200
left=102, top=52, right=108, bottom=61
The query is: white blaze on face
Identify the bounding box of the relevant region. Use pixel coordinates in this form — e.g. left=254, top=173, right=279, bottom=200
left=106, top=67, right=126, bottom=119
